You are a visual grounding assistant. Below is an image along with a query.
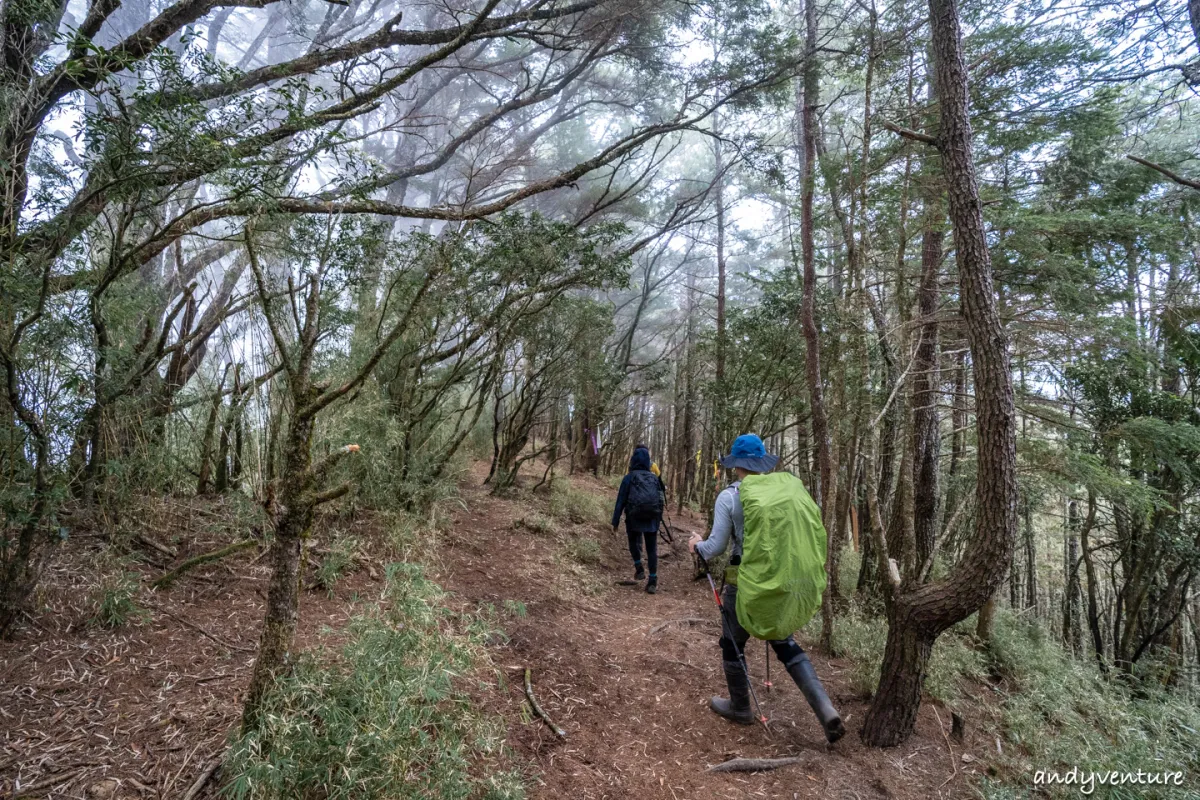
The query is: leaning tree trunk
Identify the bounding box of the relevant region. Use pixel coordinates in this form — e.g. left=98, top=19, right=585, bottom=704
left=866, top=604, right=936, bottom=738
left=861, top=0, right=1018, bottom=747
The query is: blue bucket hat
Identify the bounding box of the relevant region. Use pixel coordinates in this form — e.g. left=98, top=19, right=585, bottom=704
left=720, top=433, right=779, bottom=473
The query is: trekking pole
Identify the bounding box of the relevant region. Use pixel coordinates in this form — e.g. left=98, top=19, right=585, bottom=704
left=660, top=515, right=674, bottom=545
left=696, top=553, right=771, bottom=734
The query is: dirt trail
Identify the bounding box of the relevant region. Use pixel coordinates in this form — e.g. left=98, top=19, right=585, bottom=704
left=0, top=467, right=990, bottom=799
left=436, top=465, right=987, bottom=800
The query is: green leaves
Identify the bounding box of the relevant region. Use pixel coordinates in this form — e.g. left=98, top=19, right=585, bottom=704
left=1068, top=350, right=1194, bottom=432
left=1111, top=416, right=1200, bottom=476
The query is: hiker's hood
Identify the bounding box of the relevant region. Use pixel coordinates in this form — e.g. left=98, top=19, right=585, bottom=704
left=629, top=446, right=651, bottom=472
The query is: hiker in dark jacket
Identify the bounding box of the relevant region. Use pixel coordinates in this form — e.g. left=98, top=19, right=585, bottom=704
left=612, top=444, right=666, bottom=594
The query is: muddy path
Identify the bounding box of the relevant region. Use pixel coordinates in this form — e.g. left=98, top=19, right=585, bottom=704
left=435, top=466, right=988, bottom=800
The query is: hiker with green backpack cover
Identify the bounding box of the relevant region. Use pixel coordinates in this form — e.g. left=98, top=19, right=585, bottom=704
left=688, top=433, right=845, bottom=743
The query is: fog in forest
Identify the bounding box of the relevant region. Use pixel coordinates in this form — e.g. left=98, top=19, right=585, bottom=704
left=2, top=0, right=1200, bottom=797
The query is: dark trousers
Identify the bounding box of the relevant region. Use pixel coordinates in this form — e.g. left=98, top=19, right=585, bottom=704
left=627, top=528, right=658, bottom=576
left=717, top=584, right=805, bottom=664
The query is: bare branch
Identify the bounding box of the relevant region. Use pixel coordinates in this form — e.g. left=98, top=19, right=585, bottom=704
left=1127, top=155, right=1200, bottom=191
left=882, top=119, right=937, bottom=146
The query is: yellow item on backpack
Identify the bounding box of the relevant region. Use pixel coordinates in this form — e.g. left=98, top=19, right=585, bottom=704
left=650, top=462, right=661, bottom=477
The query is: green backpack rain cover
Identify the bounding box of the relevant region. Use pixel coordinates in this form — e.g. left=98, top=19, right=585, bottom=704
left=735, top=472, right=827, bottom=641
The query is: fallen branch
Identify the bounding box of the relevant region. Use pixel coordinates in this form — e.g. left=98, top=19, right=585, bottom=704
left=136, top=533, right=177, bottom=559
left=649, top=617, right=712, bottom=635
left=309, top=481, right=352, bottom=507
left=707, top=756, right=809, bottom=773
left=181, top=756, right=222, bottom=800
left=145, top=603, right=256, bottom=653
left=151, top=539, right=258, bottom=589
left=13, top=768, right=85, bottom=797
left=933, top=705, right=958, bottom=784
left=524, top=668, right=566, bottom=739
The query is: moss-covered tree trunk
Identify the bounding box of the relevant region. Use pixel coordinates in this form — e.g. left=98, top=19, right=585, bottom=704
left=241, top=410, right=315, bottom=731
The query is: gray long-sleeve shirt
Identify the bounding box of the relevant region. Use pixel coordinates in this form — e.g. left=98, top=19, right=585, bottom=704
left=696, top=481, right=744, bottom=561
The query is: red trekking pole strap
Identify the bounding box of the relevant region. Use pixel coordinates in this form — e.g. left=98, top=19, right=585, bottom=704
left=696, top=553, right=771, bottom=732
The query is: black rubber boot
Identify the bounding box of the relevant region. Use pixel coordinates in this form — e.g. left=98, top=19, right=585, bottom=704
left=710, top=660, right=754, bottom=725
left=784, top=652, right=845, bottom=743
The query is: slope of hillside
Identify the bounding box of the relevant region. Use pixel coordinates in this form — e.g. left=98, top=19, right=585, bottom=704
left=0, top=465, right=1036, bottom=800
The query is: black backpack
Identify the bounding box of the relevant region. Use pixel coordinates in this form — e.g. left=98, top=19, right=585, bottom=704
left=626, top=470, right=664, bottom=522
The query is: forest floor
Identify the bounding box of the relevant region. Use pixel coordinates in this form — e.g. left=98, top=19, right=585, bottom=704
left=0, top=493, right=384, bottom=800
left=0, top=465, right=996, bottom=799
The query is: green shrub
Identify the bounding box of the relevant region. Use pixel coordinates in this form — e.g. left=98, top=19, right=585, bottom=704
left=90, top=561, right=145, bottom=629
left=564, top=535, right=601, bottom=565
left=823, top=605, right=887, bottom=696
left=223, top=562, right=524, bottom=800
left=386, top=512, right=419, bottom=554
left=926, top=629, right=987, bottom=702
left=514, top=513, right=556, bottom=535
left=837, top=549, right=861, bottom=598
left=980, top=609, right=1200, bottom=799
left=318, top=392, right=477, bottom=514
left=809, top=604, right=1200, bottom=798
left=548, top=481, right=607, bottom=525
left=384, top=506, right=456, bottom=561
left=314, top=536, right=359, bottom=591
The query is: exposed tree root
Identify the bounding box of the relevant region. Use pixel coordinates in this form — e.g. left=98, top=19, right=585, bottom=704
left=524, top=668, right=566, bottom=739
left=649, top=617, right=712, bottom=634
left=151, top=539, right=258, bottom=589
left=181, top=757, right=222, bottom=800
left=707, top=756, right=809, bottom=773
